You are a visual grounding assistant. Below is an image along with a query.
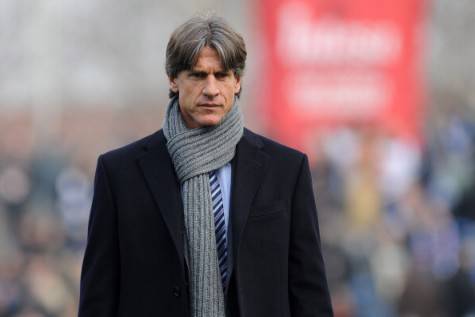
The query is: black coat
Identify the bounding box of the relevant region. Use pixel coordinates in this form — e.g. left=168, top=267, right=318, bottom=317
left=79, top=128, right=333, bottom=317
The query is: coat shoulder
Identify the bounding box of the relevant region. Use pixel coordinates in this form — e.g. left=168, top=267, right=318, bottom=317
left=243, top=128, right=306, bottom=165
left=98, top=130, right=164, bottom=168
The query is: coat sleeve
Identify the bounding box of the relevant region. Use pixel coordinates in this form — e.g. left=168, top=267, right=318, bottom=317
left=289, top=154, right=333, bottom=316
left=79, top=155, right=119, bottom=317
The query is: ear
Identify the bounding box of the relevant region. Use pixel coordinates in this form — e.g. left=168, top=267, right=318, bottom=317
left=169, top=77, right=179, bottom=93
left=234, top=75, right=241, bottom=95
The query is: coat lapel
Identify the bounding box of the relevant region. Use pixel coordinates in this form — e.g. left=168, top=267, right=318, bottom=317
left=136, top=129, right=268, bottom=283
left=137, top=131, right=185, bottom=269
left=230, top=129, right=268, bottom=268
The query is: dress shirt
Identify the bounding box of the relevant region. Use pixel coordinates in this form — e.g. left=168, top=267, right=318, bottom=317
left=215, top=162, right=231, bottom=230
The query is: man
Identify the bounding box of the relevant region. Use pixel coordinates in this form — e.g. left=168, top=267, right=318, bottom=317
left=79, top=15, right=333, bottom=317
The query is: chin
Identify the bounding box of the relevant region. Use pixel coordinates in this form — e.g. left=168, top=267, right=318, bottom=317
left=196, top=115, right=223, bottom=127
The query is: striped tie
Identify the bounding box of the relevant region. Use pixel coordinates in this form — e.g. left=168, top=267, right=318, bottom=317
left=209, top=170, right=228, bottom=290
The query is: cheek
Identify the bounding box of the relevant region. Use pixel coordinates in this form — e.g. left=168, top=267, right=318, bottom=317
left=180, top=86, right=199, bottom=104
left=223, top=83, right=236, bottom=97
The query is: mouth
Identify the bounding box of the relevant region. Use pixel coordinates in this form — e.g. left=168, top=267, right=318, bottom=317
left=198, top=103, right=221, bottom=108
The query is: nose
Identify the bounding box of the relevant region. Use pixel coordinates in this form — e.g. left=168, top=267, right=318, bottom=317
left=202, top=76, right=219, bottom=98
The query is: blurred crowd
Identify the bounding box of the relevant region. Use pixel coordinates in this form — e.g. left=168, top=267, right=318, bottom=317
left=1, top=107, right=475, bottom=317
left=0, top=110, right=159, bottom=317
left=313, top=110, right=475, bottom=316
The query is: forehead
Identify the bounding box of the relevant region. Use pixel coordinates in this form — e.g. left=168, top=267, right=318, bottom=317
left=192, top=47, right=225, bottom=70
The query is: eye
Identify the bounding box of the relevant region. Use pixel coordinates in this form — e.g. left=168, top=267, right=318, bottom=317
left=215, top=72, right=229, bottom=80
left=189, top=71, right=207, bottom=79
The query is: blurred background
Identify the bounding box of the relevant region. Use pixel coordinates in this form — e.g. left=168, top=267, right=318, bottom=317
left=1, top=0, right=475, bottom=316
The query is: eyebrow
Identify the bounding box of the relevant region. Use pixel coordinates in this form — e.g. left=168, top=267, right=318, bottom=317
left=188, top=69, right=230, bottom=76
left=189, top=70, right=207, bottom=75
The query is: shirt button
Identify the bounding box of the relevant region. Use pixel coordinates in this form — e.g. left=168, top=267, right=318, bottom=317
left=173, top=286, right=181, bottom=297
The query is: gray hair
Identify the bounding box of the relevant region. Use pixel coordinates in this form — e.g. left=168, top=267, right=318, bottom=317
left=166, top=15, right=247, bottom=98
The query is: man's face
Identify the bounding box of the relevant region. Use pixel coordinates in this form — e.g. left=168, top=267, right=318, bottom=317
left=169, top=46, right=241, bottom=128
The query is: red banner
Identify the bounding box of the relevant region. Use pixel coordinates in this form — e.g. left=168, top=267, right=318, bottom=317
left=254, top=0, right=426, bottom=154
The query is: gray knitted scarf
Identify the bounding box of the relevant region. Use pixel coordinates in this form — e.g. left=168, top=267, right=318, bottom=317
left=163, top=97, right=243, bottom=317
